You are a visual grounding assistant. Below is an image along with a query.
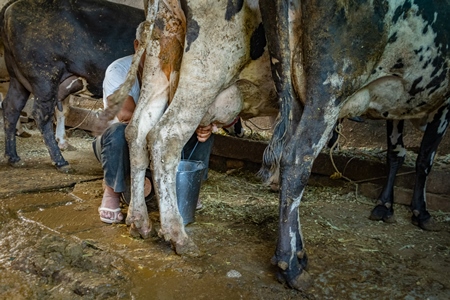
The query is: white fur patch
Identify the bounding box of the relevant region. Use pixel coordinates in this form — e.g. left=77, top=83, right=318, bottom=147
left=339, top=1, right=449, bottom=121
left=438, top=107, right=449, bottom=135
left=323, top=72, right=344, bottom=90
left=246, top=0, right=259, bottom=11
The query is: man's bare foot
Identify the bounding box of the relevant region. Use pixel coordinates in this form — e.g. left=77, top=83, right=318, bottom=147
left=144, top=177, right=152, bottom=197
left=99, top=185, right=124, bottom=223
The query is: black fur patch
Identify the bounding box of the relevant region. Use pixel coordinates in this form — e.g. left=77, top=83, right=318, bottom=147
left=250, top=23, right=266, bottom=60
left=393, top=0, right=450, bottom=96
left=225, top=0, right=244, bottom=21
left=409, top=76, right=425, bottom=96
left=388, top=32, right=398, bottom=44
left=426, top=64, right=448, bottom=95
left=392, top=59, right=404, bottom=70
left=184, top=4, right=199, bottom=52
left=155, top=17, right=164, bottom=30
left=392, top=0, right=412, bottom=24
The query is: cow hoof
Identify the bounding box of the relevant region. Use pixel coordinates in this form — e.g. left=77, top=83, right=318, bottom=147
left=369, top=204, right=395, bottom=223
left=128, top=220, right=152, bottom=239
left=129, top=223, right=153, bottom=238
left=276, top=269, right=312, bottom=291
left=173, top=238, right=200, bottom=257
left=129, top=223, right=141, bottom=238
left=59, top=142, right=77, bottom=151
left=126, top=210, right=153, bottom=239
left=412, top=215, right=441, bottom=231
left=270, top=182, right=279, bottom=192
left=289, top=270, right=312, bottom=291
left=56, top=164, right=74, bottom=174
left=8, top=160, right=25, bottom=168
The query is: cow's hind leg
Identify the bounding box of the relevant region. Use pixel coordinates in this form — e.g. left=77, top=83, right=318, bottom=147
left=32, top=91, right=71, bottom=173
left=275, top=163, right=310, bottom=289
left=55, top=76, right=85, bottom=151
left=2, top=77, right=30, bottom=166
left=259, top=0, right=311, bottom=290
left=54, top=105, right=72, bottom=151
left=126, top=124, right=152, bottom=239
left=370, top=120, right=405, bottom=223
left=125, top=109, right=155, bottom=239
left=410, top=104, right=450, bottom=230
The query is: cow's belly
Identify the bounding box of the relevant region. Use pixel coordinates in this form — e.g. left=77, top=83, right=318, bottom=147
left=339, top=72, right=449, bottom=121
left=339, top=2, right=450, bottom=121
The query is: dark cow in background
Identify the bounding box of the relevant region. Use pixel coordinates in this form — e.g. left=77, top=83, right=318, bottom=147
left=258, top=0, right=450, bottom=290
left=0, top=0, right=144, bottom=172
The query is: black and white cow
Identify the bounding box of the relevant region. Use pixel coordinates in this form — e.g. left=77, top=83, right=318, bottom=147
left=0, top=0, right=144, bottom=172
left=99, top=0, right=277, bottom=252
left=258, top=0, right=450, bottom=290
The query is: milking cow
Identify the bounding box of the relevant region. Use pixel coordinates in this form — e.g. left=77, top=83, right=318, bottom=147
left=256, top=0, right=450, bottom=290
left=0, top=0, right=144, bottom=172
left=99, top=0, right=449, bottom=291
left=98, top=0, right=276, bottom=252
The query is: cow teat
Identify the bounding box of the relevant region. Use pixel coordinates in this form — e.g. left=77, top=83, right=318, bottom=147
left=200, top=85, right=243, bottom=127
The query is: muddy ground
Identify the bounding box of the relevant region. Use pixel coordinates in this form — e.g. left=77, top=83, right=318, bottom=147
left=0, top=121, right=449, bottom=300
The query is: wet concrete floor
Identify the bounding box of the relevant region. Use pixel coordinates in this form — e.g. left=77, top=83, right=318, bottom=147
left=1, top=128, right=449, bottom=299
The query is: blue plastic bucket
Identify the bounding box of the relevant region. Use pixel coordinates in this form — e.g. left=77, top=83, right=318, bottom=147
left=176, top=159, right=206, bottom=225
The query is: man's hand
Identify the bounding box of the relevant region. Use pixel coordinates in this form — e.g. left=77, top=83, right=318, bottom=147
left=108, top=95, right=136, bottom=124
left=196, top=124, right=213, bottom=142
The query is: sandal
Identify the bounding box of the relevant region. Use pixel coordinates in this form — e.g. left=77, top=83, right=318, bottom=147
left=98, top=207, right=123, bottom=224
left=196, top=198, right=203, bottom=210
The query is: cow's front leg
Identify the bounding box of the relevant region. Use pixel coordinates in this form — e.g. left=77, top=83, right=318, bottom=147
left=3, top=77, right=30, bottom=166
left=410, top=104, right=450, bottom=231
left=369, top=120, right=405, bottom=223
left=55, top=76, right=86, bottom=151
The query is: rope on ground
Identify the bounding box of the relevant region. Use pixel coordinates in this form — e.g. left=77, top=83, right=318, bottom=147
left=328, top=121, right=417, bottom=204
left=243, top=119, right=273, bottom=131
left=329, top=122, right=354, bottom=183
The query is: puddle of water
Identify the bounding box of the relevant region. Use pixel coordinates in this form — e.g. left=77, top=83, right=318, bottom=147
left=1, top=189, right=282, bottom=299
left=2, top=174, right=449, bottom=300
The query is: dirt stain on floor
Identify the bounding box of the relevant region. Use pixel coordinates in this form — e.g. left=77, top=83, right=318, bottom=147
left=0, top=127, right=449, bottom=299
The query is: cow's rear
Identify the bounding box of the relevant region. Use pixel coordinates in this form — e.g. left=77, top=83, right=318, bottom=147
left=260, top=0, right=450, bottom=290
left=1, top=0, right=144, bottom=171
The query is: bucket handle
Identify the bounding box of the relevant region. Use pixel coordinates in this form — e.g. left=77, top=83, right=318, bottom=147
left=182, top=140, right=199, bottom=161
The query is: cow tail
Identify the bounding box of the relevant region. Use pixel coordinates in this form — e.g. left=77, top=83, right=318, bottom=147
left=257, top=0, right=293, bottom=185
left=259, top=98, right=290, bottom=183
left=0, top=0, right=19, bottom=44
left=94, top=20, right=152, bottom=136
